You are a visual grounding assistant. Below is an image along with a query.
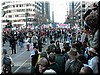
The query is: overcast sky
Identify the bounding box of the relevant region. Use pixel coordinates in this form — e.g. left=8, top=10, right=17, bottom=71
left=50, top=1, right=68, bottom=23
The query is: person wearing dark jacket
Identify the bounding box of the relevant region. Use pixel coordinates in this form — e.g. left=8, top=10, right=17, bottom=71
left=38, top=35, right=43, bottom=52
left=48, top=52, right=60, bottom=74
left=10, top=36, right=17, bottom=54
left=30, top=47, right=39, bottom=74
left=46, top=40, right=56, bottom=54
left=55, top=50, right=65, bottom=74
left=55, top=40, right=61, bottom=54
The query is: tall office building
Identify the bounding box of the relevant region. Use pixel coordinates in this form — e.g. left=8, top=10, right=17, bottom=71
left=74, top=1, right=86, bottom=26
left=1, top=1, right=49, bottom=28
left=74, top=1, right=98, bottom=27
left=41, top=2, right=50, bottom=24
left=67, top=1, right=75, bottom=27
left=69, top=1, right=74, bottom=17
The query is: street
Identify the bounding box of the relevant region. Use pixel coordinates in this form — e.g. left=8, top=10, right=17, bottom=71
left=1, top=1, right=99, bottom=74
left=2, top=38, right=63, bottom=74
left=3, top=42, right=31, bottom=74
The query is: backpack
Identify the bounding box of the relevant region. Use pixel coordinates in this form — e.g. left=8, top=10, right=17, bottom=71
left=65, top=59, right=83, bottom=74
left=2, top=55, right=12, bottom=74
left=3, top=55, right=11, bottom=66
left=2, top=65, right=11, bottom=74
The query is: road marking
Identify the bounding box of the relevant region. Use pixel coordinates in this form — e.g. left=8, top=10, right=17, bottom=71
left=13, top=58, right=29, bottom=73
left=13, top=50, right=27, bottom=60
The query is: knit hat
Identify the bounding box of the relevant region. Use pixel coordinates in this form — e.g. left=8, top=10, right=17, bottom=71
left=38, top=57, right=48, bottom=67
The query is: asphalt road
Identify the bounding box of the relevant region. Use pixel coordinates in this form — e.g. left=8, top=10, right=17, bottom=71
left=2, top=39, right=63, bottom=74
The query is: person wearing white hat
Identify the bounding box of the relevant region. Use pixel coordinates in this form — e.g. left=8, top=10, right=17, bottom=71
left=84, top=48, right=99, bottom=74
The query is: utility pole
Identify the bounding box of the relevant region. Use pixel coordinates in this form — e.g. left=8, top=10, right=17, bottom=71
left=25, top=11, right=28, bottom=29
left=52, top=11, right=54, bottom=23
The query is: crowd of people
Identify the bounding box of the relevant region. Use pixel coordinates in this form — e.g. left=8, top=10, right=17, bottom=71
left=2, top=2, right=99, bottom=74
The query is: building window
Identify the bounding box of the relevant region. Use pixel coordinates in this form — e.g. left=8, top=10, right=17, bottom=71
left=9, top=15, right=12, bottom=18
left=13, top=5, right=15, bottom=8
left=22, top=9, right=25, bottom=12
left=19, top=4, right=21, bottom=7
left=82, top=4, right=85, bottom=7
left=9, top=10, right=11, bottom=13
left=26, top=4, right=29, bottom=6
left=30, top=9, right=32, bottom=11
left=14, top=20, right=17, bottom=22
left=33, top=9, right=35, bottom=11
left=32, top=4, right=34, bottom=6
left=26, top=9, right=28, bottom=11
left=16, top=5, right=18, bottom=7
left=15, top=15, right=18, bottom=17
left=21, top=4, right=23, bottom=7
left=2, top=2, right=5, bottom=5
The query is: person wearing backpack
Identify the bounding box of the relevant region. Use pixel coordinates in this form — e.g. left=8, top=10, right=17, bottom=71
left=2, top=49, right=14, bottom=74
left=65, top=48, right=83, bottom=74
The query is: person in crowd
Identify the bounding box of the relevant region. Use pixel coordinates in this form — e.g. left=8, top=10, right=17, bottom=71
left=54, top=31, right=57, bottom=41
left=2, top=48, right=14, bottom=74
left=79, top=66, right=93, bottom=74
left=28, top=31, right=32, bottom=43
left=49, top=31, right=53, bottom=41
left=72, top=41, right=82, bottom=54
left=32, top=34, right=38, bottom=48
left=38, top=35, right=43, bottom=52
left=84, top=42, right=91, bottom=61
left=40, top=51, right=48, bottom=60
left=2, top=34, right=6, bottom=46
left=34, top=51, right=48, bottom=74
left=64, top=30, right=68, bottom=42
left=24, top=36, right=30, bottom=51
left=83, top=48, right=99, bottom=74
left=35, top=57, right=48, bottom=74
left=65, top=48, right=83, bottom=74
left=55, top=48, right=65, bottom=74
left=77, top=54, right=87, bottom=64
left=10, top=36, right=17, bottom=54
left=46, top=40, right=56, bottom=54
left=62, top=41, right=70, bottom=55
left=83, top=3, right=99, bottom=53
left=80, top=29, right=87, bottom=45
left=48, top=52, right=60, bottom=74
left=55, top=40, right=61, bottom=54
left=30, top=46, right=39, bottom=74
left=18, top=35, right=24, bottom=49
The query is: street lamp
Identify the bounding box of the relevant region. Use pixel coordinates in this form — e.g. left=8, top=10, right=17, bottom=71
left=25, top=12, right=28, bottom=28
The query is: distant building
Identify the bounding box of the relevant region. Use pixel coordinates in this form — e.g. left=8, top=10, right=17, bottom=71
left=42, top=2, right=50, bottom=24
left=1, top=1, right=50, bottom=28
left=74, top=1, right=98, bottom=27
left=74, top=1, right=86, bottom=27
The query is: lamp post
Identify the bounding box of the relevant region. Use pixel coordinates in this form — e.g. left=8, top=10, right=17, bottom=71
left=25, top=12, right=28, bottom=29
